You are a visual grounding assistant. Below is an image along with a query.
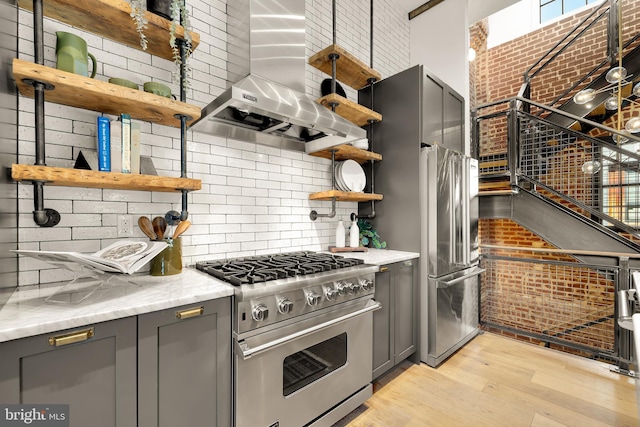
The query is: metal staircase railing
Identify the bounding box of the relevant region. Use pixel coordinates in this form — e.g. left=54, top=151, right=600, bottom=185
left=520, top=0, right=640, bottom=115
left=521, top=0, right=612, bottom=111
left=475, top=96, right=640, bottom=236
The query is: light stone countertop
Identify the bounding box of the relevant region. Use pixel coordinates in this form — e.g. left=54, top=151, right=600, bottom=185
left=0, top=268, right=235, bottom=344
left=324, top=248, right=420, bottom=265
left=0, top=249, right=419, bottom=344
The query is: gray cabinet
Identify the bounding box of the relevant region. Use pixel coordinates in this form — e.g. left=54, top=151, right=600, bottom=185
left=0, top=317, right=137, bottom=427
left=138, top=298, right=231, bottom=427
left=423, top=71, right=464, bottom=154
left=372, top=259, right=419, bottom=379
left=0, top=297, right=232, bottom=427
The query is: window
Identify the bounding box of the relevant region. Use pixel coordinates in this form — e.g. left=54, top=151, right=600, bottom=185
left=540, top=0, right=601, bottom=23
left=602, top=143, right=640, bottom=228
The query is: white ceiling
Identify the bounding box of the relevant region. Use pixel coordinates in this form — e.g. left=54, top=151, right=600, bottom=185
left=395, top=0, right=520, bottom=22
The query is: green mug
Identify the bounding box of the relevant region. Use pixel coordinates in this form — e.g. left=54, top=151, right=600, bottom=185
left=143, top=81, right=174, bottom=98
left=56, top=31, right=97, bottom=78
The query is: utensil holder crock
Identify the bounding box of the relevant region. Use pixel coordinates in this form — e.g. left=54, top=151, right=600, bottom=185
left=150, top=237, right=182, bottom=276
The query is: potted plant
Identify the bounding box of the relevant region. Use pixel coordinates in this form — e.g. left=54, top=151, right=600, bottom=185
left=358, top=219, right=387, bottom=249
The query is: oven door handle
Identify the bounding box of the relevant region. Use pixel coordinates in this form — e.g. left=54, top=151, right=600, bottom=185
left=236, top=300, right=382, bottom=360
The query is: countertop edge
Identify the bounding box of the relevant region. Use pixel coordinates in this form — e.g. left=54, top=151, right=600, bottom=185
left=0, top=268, right=234, bottom=344
left=323, top=248, right=420, bottom=265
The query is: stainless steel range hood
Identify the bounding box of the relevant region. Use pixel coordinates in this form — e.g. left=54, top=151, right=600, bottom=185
left=189, top=0, right=366, bottom=153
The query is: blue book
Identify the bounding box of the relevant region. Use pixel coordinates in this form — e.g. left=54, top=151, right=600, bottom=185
left=97, top=116, right=111, bottom=171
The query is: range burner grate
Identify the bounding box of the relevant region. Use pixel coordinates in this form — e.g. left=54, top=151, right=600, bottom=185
left=195, top=251, right=364, bottom=286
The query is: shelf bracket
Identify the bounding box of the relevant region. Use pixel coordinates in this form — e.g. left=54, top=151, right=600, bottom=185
left=328, top=52, right=340, bottom=111
left=310, top=150, right=337, bottom=221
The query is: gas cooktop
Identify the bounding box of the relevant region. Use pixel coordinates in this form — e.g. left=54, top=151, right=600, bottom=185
left=195, top=251, right=364, bottom=286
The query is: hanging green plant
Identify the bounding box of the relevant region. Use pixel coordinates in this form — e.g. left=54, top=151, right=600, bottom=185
left=169, top=0, right=193, bottom=92
left=129, top=0, right=148, bottom=51
left=358, top=219, right=387, bottom=249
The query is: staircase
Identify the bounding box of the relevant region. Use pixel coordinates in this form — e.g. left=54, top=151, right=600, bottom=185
left=475, top=0, right=640, bottom=266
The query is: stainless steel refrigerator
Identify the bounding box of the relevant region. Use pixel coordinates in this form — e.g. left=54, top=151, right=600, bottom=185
left=419, top=144, right=483, bottom=367
left=358, top=64, right=483, bottom=368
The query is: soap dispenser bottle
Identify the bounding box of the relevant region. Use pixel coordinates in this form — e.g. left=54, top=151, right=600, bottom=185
left=349, top=215, right=359, bottom=248
left=335, top=219, right=345, bottom=248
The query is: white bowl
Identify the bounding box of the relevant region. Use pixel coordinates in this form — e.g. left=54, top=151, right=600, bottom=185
left=352, top=138, right=369, bottom=150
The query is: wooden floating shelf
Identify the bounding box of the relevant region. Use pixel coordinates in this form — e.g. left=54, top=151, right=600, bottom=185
left=12, top=164, right=202, bottom=193
left=13, top=59, right=201, bottom=127
left=309, top=44, right=381, bottom=90
left=309, top=190, right=383, bottom=202
left=310, top=144, right=381, bottom=164
left=316, top=94, right=382, bottom=127
left=17, top=0, right=200, bottom=61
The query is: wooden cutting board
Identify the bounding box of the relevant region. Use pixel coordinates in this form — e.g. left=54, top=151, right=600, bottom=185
left=328, top=246, right=368, bottom=253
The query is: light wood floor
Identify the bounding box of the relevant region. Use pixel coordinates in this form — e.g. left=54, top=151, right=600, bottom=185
left=334, top=332, right=639, bottom=427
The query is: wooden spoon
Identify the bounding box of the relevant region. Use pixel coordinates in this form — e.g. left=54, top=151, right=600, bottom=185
left=152, top=216, right=167, bottom=240
left=138, top=216, right=157, bottom=240
left=172, top=220, right=191, bottom=239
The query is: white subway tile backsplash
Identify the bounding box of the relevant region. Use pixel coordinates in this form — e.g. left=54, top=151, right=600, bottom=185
left=241, top=241, right=269, bottom=251
left=14, top=0, right=409, bottom=284
left=256, top=180, right=281, bottom=190
left=227, top=233, right=256, bottom=243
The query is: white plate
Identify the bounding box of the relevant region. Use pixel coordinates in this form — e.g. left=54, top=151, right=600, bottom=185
left=340, top=159, right=366, bottom=192
left=334, top=162, right=348, bottom=191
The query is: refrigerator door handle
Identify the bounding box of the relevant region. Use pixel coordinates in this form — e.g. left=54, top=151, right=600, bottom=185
left=449, top=154, right=471, bottom=266
left=449, top=156, right=459, bottom=265
left=436, top=267, right=485, bottom=288
left=461, top=156, right=471, bottom=266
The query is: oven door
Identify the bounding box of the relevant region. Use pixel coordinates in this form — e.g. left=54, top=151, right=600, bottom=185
left=234, top=298, right=380, bottom=427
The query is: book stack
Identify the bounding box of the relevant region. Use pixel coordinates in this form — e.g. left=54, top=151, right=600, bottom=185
left=102, top=114, right=141, bottom=174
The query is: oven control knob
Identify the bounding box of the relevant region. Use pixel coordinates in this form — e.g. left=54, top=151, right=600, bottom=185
left=325, top=288, right=339, bottom=301
left=336, top=282, right=348, bottom=296
left=306, top=292, right=321, bottom=307
left=252, top=304, right=269, bottom=322
left=278, top=299, right=294, bottom=314
left=347, top=282, right=360, bottom=294
left=360, top=279, right=374, bottom=291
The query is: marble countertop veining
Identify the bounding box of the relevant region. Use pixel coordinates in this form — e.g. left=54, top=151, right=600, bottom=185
left=0, top=249, right=419, bottom=344
left=0, top=268, right=235, bottom=344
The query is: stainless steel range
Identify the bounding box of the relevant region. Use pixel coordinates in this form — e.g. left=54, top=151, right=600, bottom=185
left=196, top=251, right=380, bottom=427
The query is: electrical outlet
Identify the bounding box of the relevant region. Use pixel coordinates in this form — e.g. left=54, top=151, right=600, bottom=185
left=118, top=215, right=134, bottom=237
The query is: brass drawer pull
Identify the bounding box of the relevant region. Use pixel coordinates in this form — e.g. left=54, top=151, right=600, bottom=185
left=48, top=328, right=94, bottom=347
left=379, top=266, right=389, bottom=272
left=176, top=306, right=204, bottom=320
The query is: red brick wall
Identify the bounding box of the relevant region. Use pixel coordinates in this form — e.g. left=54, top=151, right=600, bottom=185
left=472, top=0, right=640, bottom=156
left=479, top=219, right=615, bottom=354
